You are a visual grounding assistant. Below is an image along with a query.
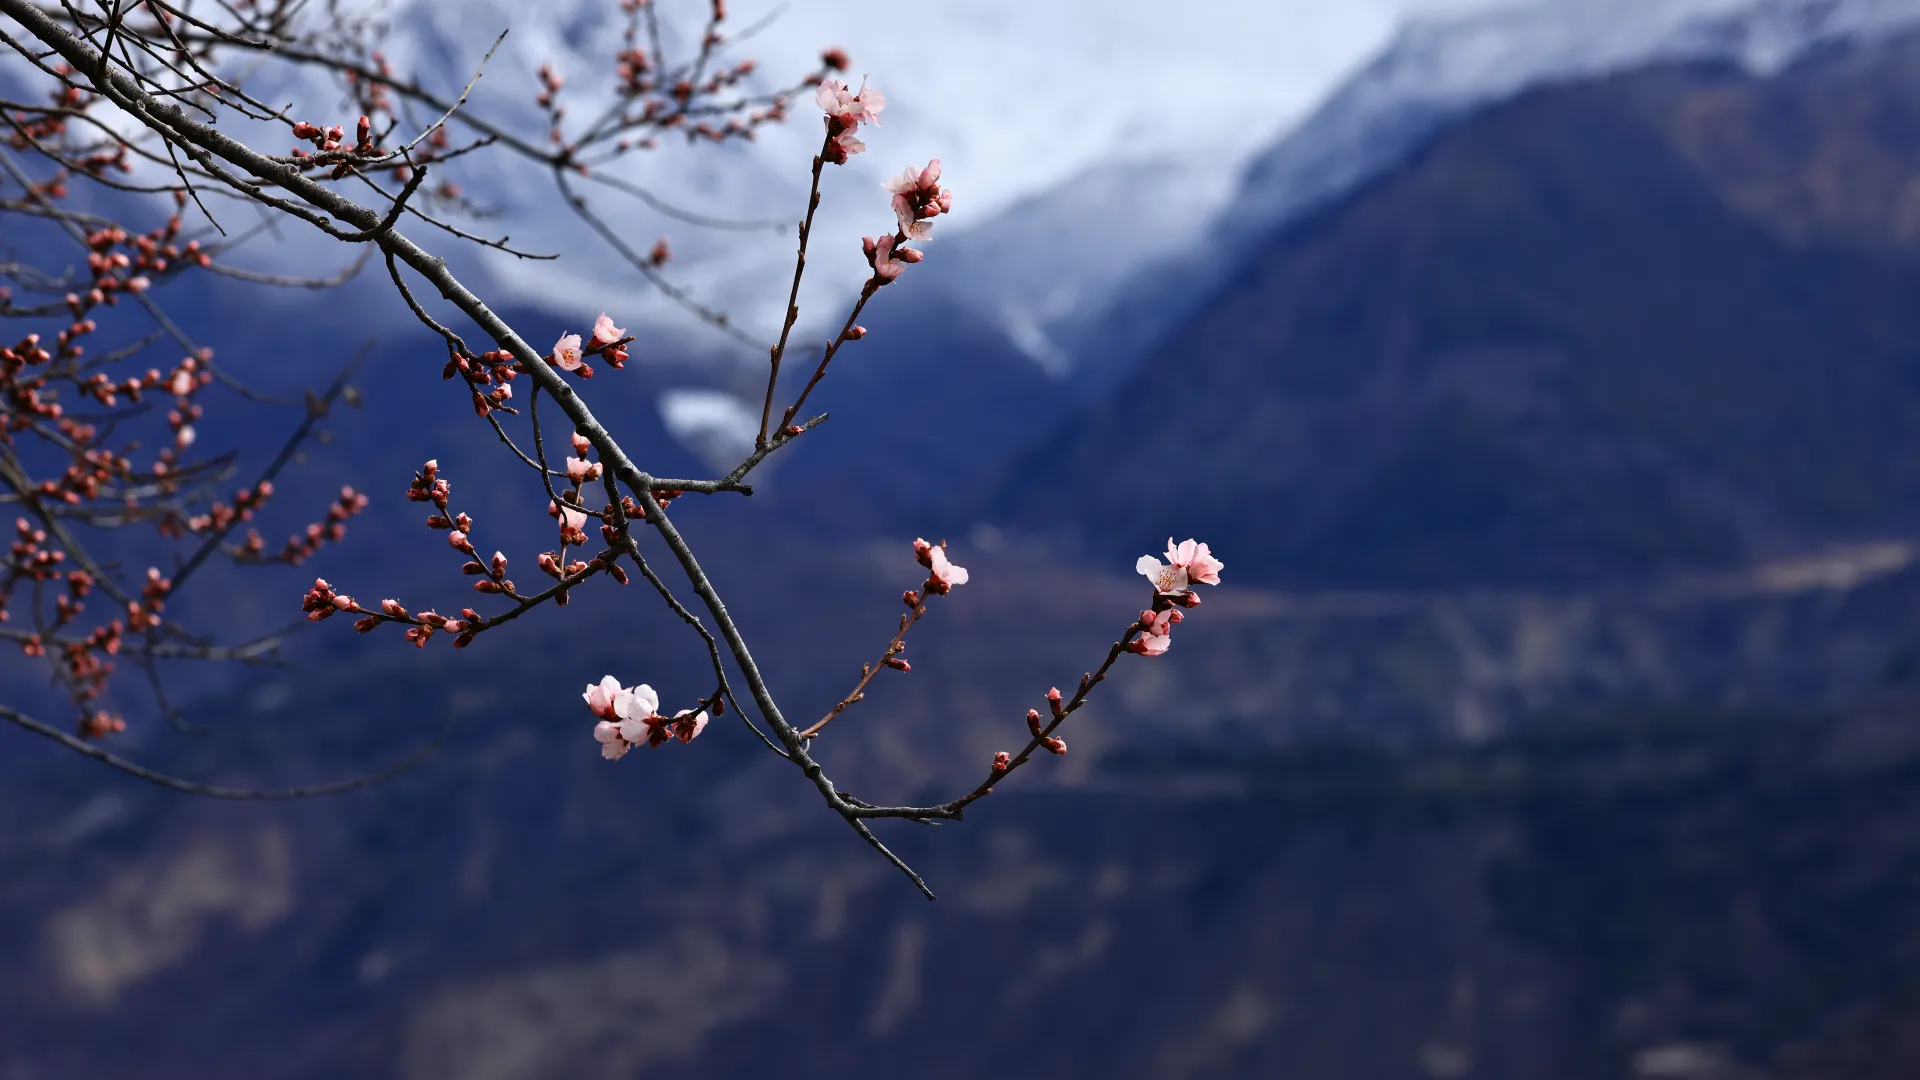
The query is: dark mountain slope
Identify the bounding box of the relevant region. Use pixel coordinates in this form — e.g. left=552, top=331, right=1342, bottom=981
left=994, top=34, right=1920, bottom=589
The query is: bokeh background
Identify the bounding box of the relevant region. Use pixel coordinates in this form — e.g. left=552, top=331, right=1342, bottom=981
left=11, top=0, right=1920, bottom=1076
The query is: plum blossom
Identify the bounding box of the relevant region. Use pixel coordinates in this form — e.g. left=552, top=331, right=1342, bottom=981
left=1164, top=538, right=1224, bottom=586
left=551, top=332, right=584, bottom=371
left=591, top=314, right=625, bottom=347
left=817, top=77, right=884, bottom=163
left=671, top=709, right=708, bottom=743
left=864, top=233, right=920, bottom=283
left=1135, top=554, right=1188, bottom=596
left=593, top=720, right=631, bottom=760
left=582, top=674, right=629, bottom=720
left=927, top=545, right=969, bottom=594
left=1137, top=539, right=1222, bottom=595
left=883, top=159, right=953, bottom=242
left=588, top=679, right=662, bottom=759
left=565, top=457, right=602, bottom=483
left=1129, top=608, right=1181, bottom=656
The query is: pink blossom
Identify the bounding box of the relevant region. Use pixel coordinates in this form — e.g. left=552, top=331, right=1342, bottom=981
left=1164, top=538, right=1224, bottom=586
left=1135, top=554, right=1190, bottom=596
left=865, top=234, right=910, bottom=281
left=590, top=680, right=660, bottom=759
left=883, top=159, right=952, bottom=241
left=583, top=674, right=626, bottom=719
left=554, top=502, right=590, bottom=531
left=817, top=77, right=884, bottom=163
left=1129, top=608, right=1180, bottom=656
left=590, top=314, right=625, bottom=347
left=671, top=708, right=709, bottom=743
left=565, top=457, right=602, bottom=483
left=831, top=128, right=866, bottom=160
left=612, top=683, right=660, bottom=746
left=593, top=720, right=631, bottom=760
left=551, top=332, right=584, bottom=371
left=815, top=77, right=884, bottom=127
left=927, top=545, right=969, bottom=593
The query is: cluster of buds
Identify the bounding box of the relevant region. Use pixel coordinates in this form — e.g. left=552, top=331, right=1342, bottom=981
left=8, top=518, right=66, bottom=584
left=162, top=353, right=210, bottom=449
left=444, top=346, right=520, bottom=418
left=597, top=1, right=801, bottom=149
left=288, top=116, right=382, bottom=178
left=124, top=566, right=170, bottom=633
left=586, top=675, right=710, bottom=760
left=548, top=313, right=632, bottom=378
left=259, top=485, right=368, bottom=565
left=816, top=76, right=884, bottom=164
left=983, top=546, right=1223, bottom=778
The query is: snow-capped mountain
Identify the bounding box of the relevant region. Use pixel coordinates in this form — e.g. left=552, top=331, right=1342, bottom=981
left=1230, top=0, right=1920, bottom=268
left=1060, top=0, right=1920, bottom=384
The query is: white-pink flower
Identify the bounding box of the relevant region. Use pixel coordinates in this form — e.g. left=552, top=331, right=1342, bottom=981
left=928, top=545, right=969, bottom=591
left=594, top=720, right=631, bottom=760
left=552, top=332, right=584, bottom=371
left=817, top=77, right=884, bottom=162
left=866, top=234, right=910, bottom=281
left=883, top=159, right=951, bottom=241
left=591, top=314, right=625, bottom=346
left=1165, top=538, right=1224, bottom=586
left=1136, top=554, right=1190, bottom=595
left=555, top=502, right=590, bottom=531
left=583, top=674, right=625, bottom=720
left=565, top=457, right=602, bottom=483
left=589, top=680, right=660, bottom=759
left=815, top=77, right=884, bottom=126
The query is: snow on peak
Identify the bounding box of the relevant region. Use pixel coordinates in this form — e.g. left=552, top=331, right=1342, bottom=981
left=1233, top=0, right=1920, bottom=254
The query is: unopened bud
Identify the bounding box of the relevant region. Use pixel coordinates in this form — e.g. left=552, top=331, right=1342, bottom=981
left=884, top=656, right=910, bottom=672
left=902, top=589, right=921, bottom=608
left=353, top=615, right=380, bottom=633
left=1048, top=686, right=1066, bottom=719
left=1027, top=708, right=1043, bottom=737
left=1043, top=736, right=1067, bottom=756
left=992, top=751, right=1011, bottom=772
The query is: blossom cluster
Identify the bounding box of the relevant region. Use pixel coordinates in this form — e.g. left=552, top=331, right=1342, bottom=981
left=586, top=676, right=709, bottom=759
left=815, top=76, right=885, bottom=164
left=1130, top=539, right=1224, bottom=655
left=550, top=313, right=632, bottom=379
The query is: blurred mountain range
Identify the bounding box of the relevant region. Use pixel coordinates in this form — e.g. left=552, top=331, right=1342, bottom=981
left=14, top=4, right=1920, bottom=1076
